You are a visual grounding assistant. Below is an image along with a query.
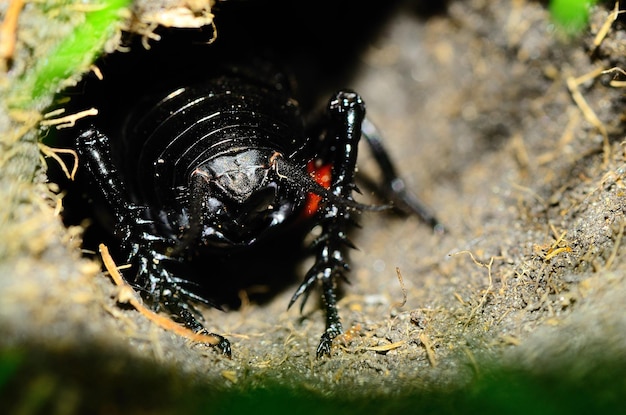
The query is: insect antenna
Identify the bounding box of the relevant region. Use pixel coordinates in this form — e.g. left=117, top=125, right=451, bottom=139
left=272, top=156, right=390, bottom=212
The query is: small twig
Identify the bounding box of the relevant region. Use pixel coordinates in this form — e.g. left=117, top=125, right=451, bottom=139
left=390, top=267, right=408, bottom=310
left=364, top=340, right=406, bottom=353
left=543, top=229, right=572, bottom=261
left=40, top=108, right=99, bottom=129
left=602, top=67, right=626, bottom=88
left=419, top=333, right=437, bottom=367
left=566, top=68, right=610, bottom=166
left=38, top=143, right=79, bottom=180
left=0, top=0, right=25, bottom=68
left=89, top=64, right=104, bottom=80
left=98, top=244, right=222, bottom=346
left=593, top=1, right=623, bottom=49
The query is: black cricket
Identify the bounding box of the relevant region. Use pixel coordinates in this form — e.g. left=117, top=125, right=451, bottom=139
left=71, top=59, right=441, bottom=358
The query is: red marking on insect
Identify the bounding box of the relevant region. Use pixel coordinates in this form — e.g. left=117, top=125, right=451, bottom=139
left=304, top=160, right=332, bottom=217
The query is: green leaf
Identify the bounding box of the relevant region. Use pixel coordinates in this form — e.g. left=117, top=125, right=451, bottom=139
left=9, top=0, right=130, bottom=108
left=550, top=0, right=597, bottom=34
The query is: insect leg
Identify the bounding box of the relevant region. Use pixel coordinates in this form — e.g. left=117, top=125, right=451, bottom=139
left=75, top=127, right=231, bottom=356
left=361, top=118, right=443, bottom=232
left=306, top=90, right=365, bottom=357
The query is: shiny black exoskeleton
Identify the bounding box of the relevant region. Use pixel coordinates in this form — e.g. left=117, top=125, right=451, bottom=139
left=71, top=59, right=441, bottom=358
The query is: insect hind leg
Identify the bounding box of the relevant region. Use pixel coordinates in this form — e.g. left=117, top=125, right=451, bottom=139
left=361, top=117, right=444, bottom=233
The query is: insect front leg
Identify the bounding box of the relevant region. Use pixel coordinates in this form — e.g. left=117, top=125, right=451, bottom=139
left=75, top=128, right=158, bottom=260
left=75, top=127, right=231, bottom=356
left=291, top=91, right=365, bottom=357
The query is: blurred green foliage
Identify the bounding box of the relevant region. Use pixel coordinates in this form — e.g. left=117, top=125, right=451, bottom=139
left=550, top=0, right=598, bottom=34
left=9, top=0, right=130, bottom=108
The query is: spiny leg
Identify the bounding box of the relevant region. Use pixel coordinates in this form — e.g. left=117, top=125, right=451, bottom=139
left=290, top=90, right=365, bottom=357
left=75, top=127, right=231, bottom=356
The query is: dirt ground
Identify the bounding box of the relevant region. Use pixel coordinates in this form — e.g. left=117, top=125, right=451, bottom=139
left=2, top=0, right=626, bottom=412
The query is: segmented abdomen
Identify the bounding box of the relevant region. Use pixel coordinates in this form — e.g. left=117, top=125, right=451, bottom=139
left=120, top=76, right=304, bottom=209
